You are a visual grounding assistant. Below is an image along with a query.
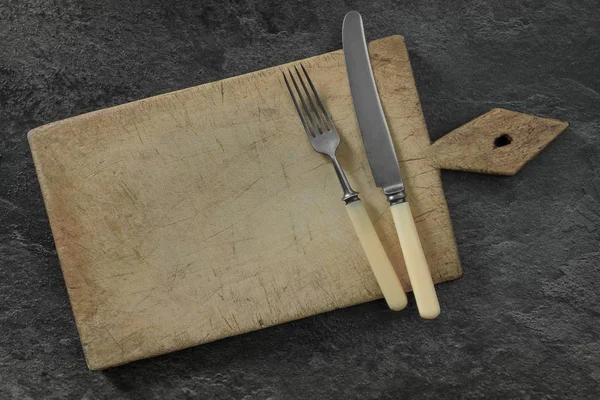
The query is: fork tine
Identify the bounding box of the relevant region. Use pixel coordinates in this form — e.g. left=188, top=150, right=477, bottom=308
left=294, top=65, right=327, bottom=133
left=282, top=71, right=313, bottom=139
left=300, top=64, right=334, bottom=128
left=288, top=69, right=320, bottom=137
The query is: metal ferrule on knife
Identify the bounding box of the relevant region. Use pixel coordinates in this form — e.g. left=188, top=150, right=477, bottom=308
left=384, top=182, right=406, bottom=205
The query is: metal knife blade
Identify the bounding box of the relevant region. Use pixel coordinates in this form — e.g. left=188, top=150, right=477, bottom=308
left=342, top=11, right=405, bottom=203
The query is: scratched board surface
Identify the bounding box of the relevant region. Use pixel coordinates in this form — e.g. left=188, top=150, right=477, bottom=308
left=28, top=36, right=461, bottom=370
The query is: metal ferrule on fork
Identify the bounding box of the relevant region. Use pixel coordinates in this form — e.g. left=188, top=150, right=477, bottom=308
left=332, top=155, right=360, bottom=204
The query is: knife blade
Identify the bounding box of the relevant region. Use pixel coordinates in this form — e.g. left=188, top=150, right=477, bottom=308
left=342, top=11, right=440, bottom=319
left=342, top=11, right=405, bottom=202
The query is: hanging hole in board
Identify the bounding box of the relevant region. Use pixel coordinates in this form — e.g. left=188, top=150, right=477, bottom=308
left=494, top=134, right=512, bottom=148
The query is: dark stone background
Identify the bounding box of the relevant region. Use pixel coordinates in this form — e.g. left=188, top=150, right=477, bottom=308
left=1, top=0, right=599, bottom=398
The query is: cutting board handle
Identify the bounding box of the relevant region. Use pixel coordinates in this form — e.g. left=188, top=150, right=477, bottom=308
left=429, top=108, right=568, bottom=176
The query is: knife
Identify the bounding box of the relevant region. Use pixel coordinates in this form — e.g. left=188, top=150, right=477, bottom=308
left=342, top=11, right=440, bottom=319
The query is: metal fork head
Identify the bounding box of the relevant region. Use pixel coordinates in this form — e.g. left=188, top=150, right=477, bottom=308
left=282, top=64, right=340, bottom=157
left=282, top=64, right=359, bottom=203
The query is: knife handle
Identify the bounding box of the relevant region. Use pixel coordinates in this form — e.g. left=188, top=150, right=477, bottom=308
left=391, top=201, right=440, bottom=319
left=345, top=200, right=408, bottom=311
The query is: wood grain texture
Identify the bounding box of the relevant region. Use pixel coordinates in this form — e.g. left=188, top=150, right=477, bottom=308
left=28, top=35, right=566, bottom=370
left=430, top=108, right=568, bottom=175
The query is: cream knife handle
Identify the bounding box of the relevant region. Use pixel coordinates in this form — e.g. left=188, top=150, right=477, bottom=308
left=346, top=200, right=408, bottom=311
left=391, top=201, right=440, bottom=319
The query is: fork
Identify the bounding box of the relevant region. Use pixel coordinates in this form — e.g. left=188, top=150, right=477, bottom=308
left=282, top=64, right=408, bottom=311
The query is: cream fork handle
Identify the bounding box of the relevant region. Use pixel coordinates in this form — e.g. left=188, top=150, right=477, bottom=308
left=391, top=201, right=440, bottom=319
left=345, top=200, right=408, bottom=311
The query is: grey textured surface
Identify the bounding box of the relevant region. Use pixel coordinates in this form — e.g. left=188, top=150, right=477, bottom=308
left=1, top=0, right=599, bottom=398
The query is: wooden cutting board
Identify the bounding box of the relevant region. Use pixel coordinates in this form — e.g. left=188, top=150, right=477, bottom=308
left=29, top=35, right=567, bottom=370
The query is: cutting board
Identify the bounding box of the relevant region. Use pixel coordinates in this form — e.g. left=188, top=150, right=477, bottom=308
left=29, top=36, right=567, bottom=370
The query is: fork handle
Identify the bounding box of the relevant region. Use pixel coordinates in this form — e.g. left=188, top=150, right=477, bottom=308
left=390, top=201, right=440, bottom=319
left=345, top=200, right=408, bottom=311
